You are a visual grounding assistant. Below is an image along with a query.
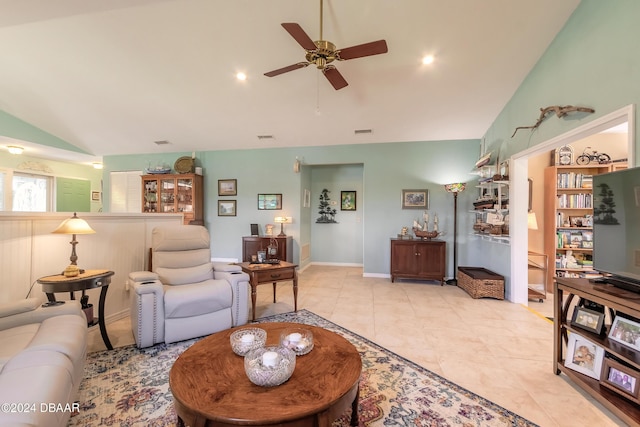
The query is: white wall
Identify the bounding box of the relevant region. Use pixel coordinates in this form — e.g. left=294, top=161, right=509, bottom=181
left=0, top=213, right=182, bottom=321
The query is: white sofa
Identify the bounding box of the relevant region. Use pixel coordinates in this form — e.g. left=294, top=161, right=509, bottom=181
left=0, top=298, right=87, bottom=427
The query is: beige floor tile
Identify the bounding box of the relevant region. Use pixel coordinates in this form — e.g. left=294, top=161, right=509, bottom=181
left=90, top=265, right=626, bottom=426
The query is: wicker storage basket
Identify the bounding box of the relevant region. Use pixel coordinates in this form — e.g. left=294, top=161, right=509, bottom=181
left=457, top=267, right=504, bottom=300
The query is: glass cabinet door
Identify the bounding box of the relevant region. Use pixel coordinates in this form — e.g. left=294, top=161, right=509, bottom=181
left=177, top=178, right=194, bottom=213
left=142, top=178, right=158, bottom=213
left=160, top=178, right=176, bottom=213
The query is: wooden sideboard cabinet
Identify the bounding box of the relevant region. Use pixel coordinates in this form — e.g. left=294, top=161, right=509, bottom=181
left=242, top=236, right=292, bottom=263
left=390, top=238, right=446, bottom=284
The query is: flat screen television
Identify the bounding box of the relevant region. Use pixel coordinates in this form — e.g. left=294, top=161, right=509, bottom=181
left=592, top=166, right=640, bottom=293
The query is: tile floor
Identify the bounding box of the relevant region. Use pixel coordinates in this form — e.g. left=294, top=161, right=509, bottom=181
left=88, top=266, right=625, bottom=426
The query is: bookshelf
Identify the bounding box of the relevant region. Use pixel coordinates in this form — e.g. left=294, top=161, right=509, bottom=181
left=543, top=164, right=616, bottom=291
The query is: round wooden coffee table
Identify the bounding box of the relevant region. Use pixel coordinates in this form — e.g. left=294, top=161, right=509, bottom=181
left=169, top=322, right=362, bottom=427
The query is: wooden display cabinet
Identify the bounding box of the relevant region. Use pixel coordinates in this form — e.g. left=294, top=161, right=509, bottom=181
left=390, top=238, right=446, bottom=284
left=242, top=236, right=292, bottom=263
left=554, top=277, right=640, bottom=425
left=142, top=173, right=203, bottom=225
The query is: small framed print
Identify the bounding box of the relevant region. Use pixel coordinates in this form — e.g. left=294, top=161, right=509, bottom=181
left=402, top=189, right=429, bottom=209
left=581, top=240, right=593, bottom=249
left=218, top=179, right=237, bottom=196
left=609, top=316, right=640, bottom=351
left=258, top=194, right=282, bottom=210
left=569, top=216, right=585, bottom=227
left=571, top=306, right=605, bottom=335
left=91, top=191, right=101, bottom=201
left=341, top=191, right=356, bottom=211
left=218, top=200, right=236, bottom=216
left=564, top=332, right=605, bottom=380
left=600, top=358, right=640, bottom=403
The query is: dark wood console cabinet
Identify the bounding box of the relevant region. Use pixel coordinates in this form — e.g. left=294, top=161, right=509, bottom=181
left=242, top=236, right=292, bottom=263
left=390, top=238, right=446, bottom=284
left=554, top=277, right=640, bottom=426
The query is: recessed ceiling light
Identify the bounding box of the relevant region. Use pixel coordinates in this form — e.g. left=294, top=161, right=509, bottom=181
left=92, top=162, right=103, bottom=169
left=7, top=145, right=23, bottom=154
left=236, top=72, right=247, bottom=81
left=422, top=55, right=434, bottom=65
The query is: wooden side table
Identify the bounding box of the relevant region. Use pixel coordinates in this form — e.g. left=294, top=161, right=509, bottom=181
left=38, top=270, right=115, bottom=350
left=238, top=262, right=298, bottom=321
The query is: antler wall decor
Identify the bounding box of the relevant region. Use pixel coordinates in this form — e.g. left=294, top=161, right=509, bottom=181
left=511, top=105, right=595, bottom=138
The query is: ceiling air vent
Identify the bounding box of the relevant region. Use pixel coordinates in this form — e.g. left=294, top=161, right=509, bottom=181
left=354, top=129, right=372, bottom=135
left=257, top=135, right=274, bottom=140
left=153, top=140, right=171, bottom=146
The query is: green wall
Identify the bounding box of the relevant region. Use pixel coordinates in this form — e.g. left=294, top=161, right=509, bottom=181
left=0, top=152, right=103, bottom=212
left=477, top=0, right=640, bottom=285
left=103, top=139, right=480, bottom=276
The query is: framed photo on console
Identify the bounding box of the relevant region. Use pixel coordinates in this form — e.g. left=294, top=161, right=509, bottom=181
left=564, top=333, right=605, bottom=380
left=600, top=357, right=640, bottom=403
left=571, top=306, right=605, bottom=335
left=608, top=316, right=640, bottom=351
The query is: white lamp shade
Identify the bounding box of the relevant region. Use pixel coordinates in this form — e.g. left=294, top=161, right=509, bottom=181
left=52, top=213, right=96, bottom=235
left=527, top=212, right=538, bottom=230
left=274, top=216, right=292, bottom=224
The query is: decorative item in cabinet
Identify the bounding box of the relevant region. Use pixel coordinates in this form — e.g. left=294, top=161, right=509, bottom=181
left=554, top=278, right=640, bottom=425
left=141, top=173, right=203, bottom=225
left=543, top=164, right=609, bottom=291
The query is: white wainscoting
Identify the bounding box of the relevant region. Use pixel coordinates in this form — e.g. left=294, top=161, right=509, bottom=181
left=0, top=213, right=183, bottom=320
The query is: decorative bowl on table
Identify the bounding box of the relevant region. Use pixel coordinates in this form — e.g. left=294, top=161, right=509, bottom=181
left=230, top=327, right=267, bottom=356
left=279, top=327, right=314, bottom=356
left=244, top=346, right=296, bottom=387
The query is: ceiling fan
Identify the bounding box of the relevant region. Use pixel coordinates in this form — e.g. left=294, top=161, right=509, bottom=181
left=264, top=0, right=388, bottom=90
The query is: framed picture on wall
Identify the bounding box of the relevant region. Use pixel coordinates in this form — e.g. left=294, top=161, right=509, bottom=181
left=401, top=189, right=429, bottom=209
left=218, top=179, right=237, bottom=196
left=91, top=191, right=101, bottom=201
left=258, top=194, right=282, bottom=210
left=218, top=200, right=236, bottom=216
left=341, top=191, right=356, bottom=211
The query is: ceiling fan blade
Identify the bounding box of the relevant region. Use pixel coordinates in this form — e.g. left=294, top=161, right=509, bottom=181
left=338, top=40, right=388, bottom=60
left=264, top=62, right=310, bottom=77
left=323, top=66, right=348, bottom=90
left=281, top=23, right=317, bottom=51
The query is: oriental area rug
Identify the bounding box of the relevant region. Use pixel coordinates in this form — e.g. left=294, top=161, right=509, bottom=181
left=69, top=310, right=537, bottom=427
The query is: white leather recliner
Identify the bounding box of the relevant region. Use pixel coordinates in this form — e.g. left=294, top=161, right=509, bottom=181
left=128, top=225, right=250, bottom=348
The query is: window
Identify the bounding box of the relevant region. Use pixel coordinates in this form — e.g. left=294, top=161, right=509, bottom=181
left=110, top=171, right=142, bottom=213
left=12, top=172, right=52, bottom=211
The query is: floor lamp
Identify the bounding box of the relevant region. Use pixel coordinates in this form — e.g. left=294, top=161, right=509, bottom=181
left=444, top=183, right=466, bottom=285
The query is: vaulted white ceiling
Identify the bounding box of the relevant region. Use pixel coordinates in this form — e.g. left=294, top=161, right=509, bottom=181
left=0, top=0, right=580, bottom=164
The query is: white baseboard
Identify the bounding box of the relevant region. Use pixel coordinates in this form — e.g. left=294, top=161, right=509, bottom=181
left=363, top=273, right=390, bottom=279
left=310, top=262, right=363, bottom=267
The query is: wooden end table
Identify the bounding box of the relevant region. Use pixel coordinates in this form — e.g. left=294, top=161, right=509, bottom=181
left=239, top=261, right=298, bottom=321
left=38, top=270, right=115, bottom=350
left=170, top=322, right=362, bottom=427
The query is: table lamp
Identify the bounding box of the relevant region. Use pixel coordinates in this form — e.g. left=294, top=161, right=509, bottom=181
left=444, top=183, right=466, bottom=285
left=52, top=212, right=95, bottom=277
left=274, top=216, right=292, bottom=237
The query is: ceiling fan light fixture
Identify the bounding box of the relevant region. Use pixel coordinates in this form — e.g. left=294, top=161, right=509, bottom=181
left=422, top=55, right=435, bottom=65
